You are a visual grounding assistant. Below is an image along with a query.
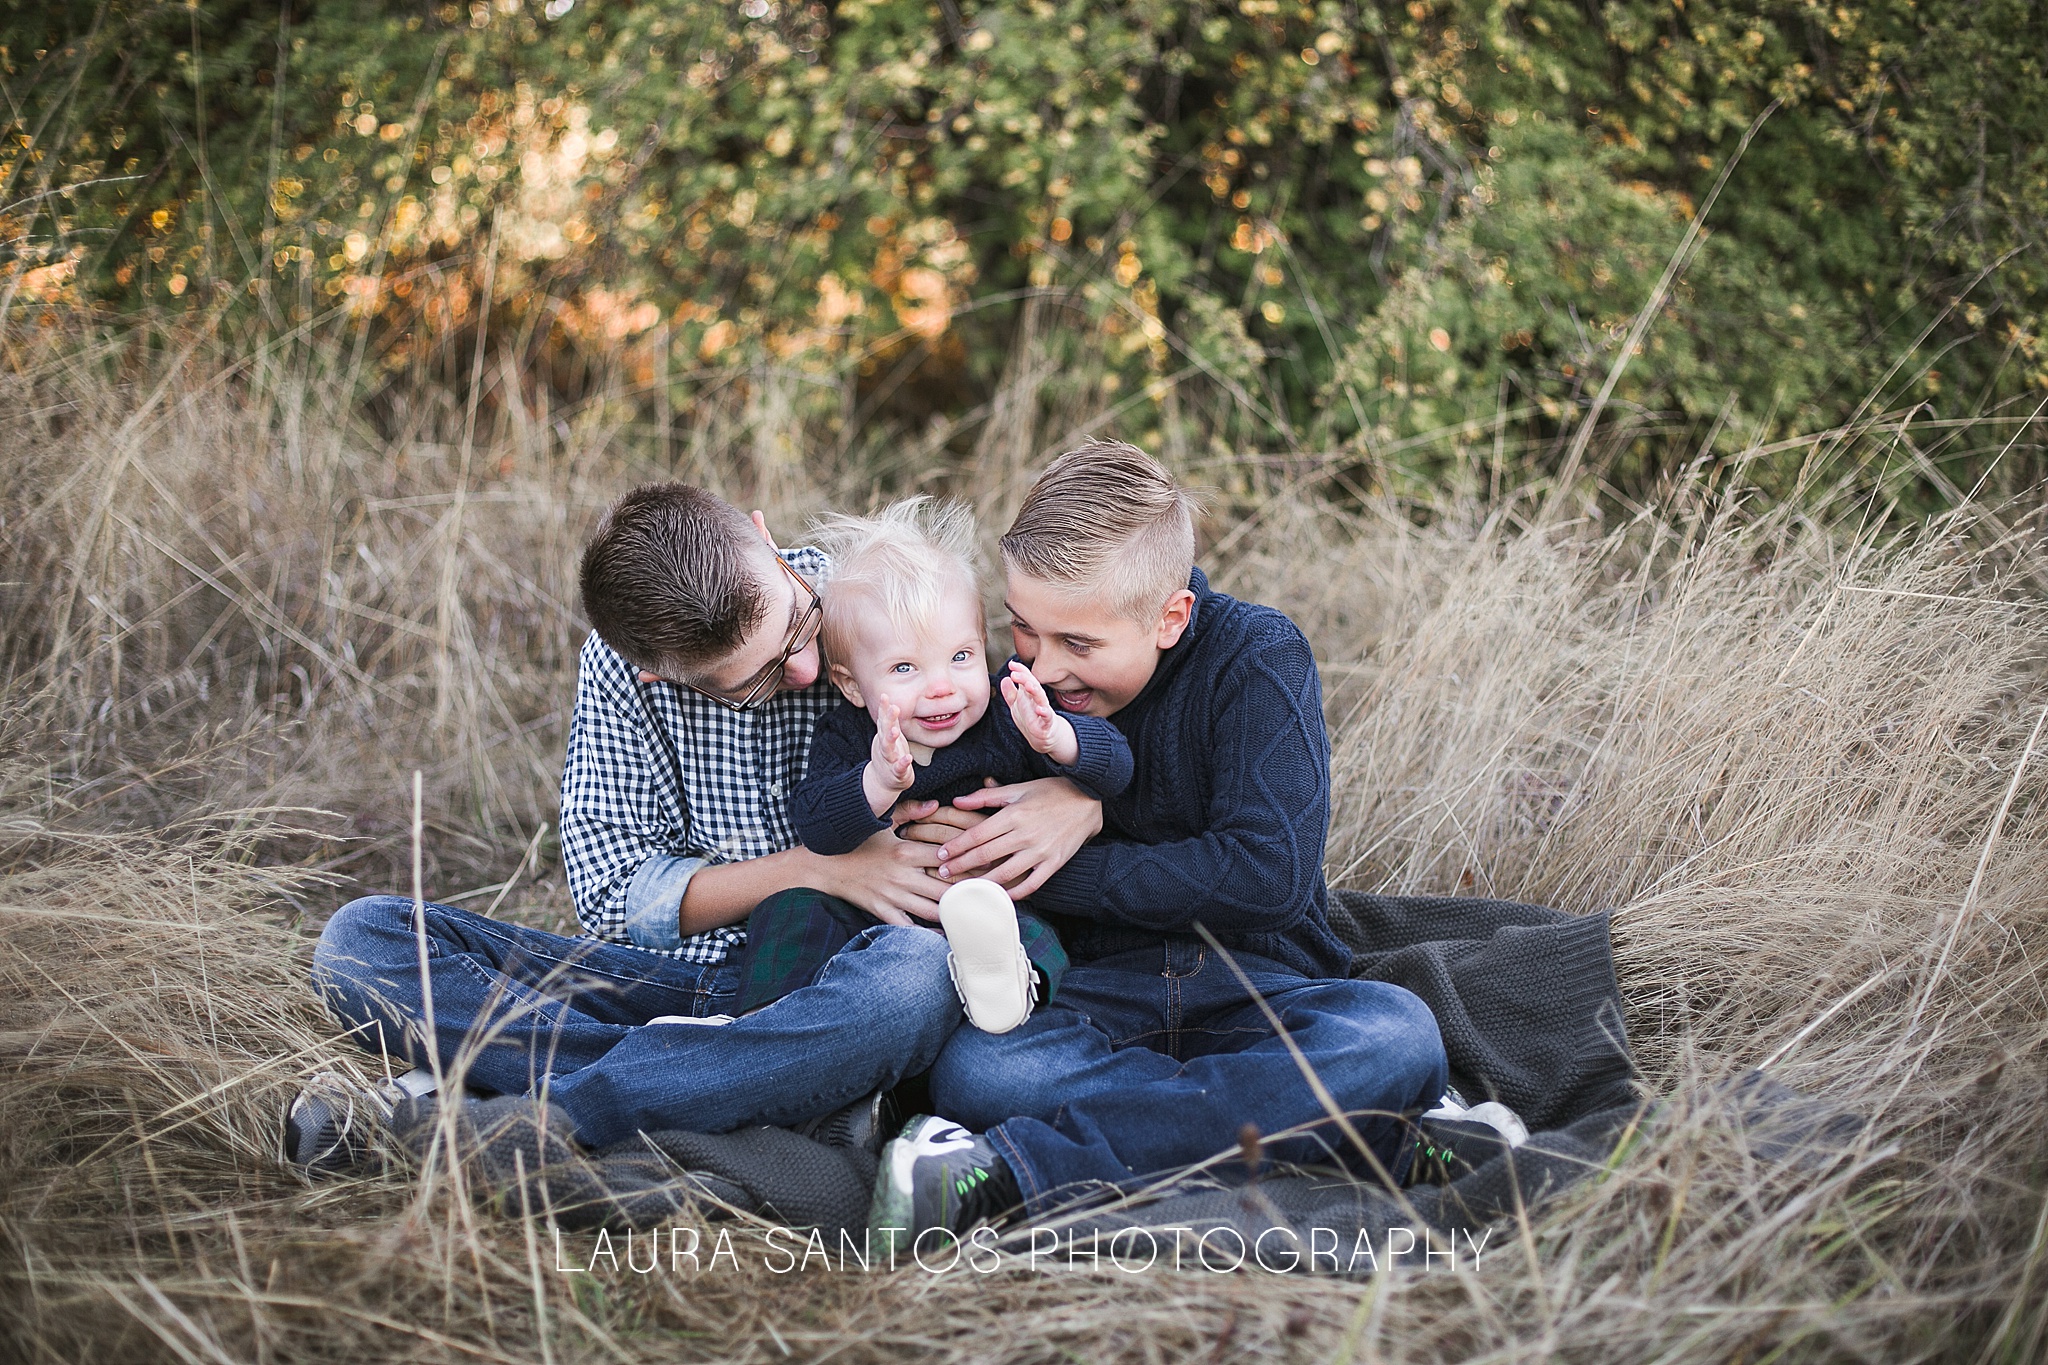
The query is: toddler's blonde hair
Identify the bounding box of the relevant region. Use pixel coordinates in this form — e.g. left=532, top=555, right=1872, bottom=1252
left=809, top=496, right=984, bottom=672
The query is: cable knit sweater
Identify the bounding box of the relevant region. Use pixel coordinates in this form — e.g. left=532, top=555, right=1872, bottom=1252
left=1032, top=568, right=1352, bottom=979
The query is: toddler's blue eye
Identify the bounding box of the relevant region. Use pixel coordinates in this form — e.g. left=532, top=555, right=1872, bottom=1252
left=952, top=649, right=973, bottom=663
left=891, top=663, right=913, bottom=674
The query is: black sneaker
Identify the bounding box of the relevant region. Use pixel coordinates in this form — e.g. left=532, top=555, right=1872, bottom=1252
left=793, top=1089, right=896, bottom=1156
left=283, top=1067, right=436, bottom=1176
left=1403, top=1114, right=1516, bottom=1186
left=869, top=1115, right=1021, bottom=1254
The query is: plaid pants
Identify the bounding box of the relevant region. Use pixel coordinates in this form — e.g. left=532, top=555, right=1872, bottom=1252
left=731, top=889, right=1069, bottom=1016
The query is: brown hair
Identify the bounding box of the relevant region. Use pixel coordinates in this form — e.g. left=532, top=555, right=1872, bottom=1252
left=578, top=483, right=768, bottom=677
left=1000, top=440, right=1196, bottom=622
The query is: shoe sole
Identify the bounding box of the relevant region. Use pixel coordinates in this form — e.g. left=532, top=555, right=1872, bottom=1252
left=284, top=1093, right=354, bottom=1174
left=938, top=878, right=1034, bottom=1033
left=795, top=1089, right=892, bottom=1154
left=1465, top=1100, right=1529, bottom=1146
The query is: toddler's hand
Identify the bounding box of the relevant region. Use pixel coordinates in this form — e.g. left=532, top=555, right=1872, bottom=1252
left=872, top=702, right=916, bottom=792
left=1002, top=661, right=1077, bottom=764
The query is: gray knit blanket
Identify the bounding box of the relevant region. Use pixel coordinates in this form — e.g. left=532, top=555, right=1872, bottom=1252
left=389, top=892, right=1859, bottom=1269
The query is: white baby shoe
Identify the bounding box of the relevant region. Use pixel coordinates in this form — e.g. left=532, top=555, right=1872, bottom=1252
left=937, top=878, right=1037, bottom=1034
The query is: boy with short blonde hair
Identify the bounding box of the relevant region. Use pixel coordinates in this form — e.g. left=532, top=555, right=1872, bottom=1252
left=997, top=441, right=1198, bottom=624
left=870, top=440, right=1450, bottom=1246
left=812, top=497, right=980, bottom=681
left=794, top=496, right=1132, bottom=847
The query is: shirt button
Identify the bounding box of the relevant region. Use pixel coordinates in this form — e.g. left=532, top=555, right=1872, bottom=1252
left=767, top=780, right=783, bottom=797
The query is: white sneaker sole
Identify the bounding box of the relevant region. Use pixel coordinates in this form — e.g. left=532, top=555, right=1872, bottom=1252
left=938, top=878, right=1036, bottom=1034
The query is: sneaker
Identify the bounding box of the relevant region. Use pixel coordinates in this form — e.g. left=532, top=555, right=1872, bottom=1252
left=869, top=1114, right=1021, bottom=1253
left=283, top=1066, right=436, bottom=1176
left=793, top=1088, right=897, bottom=1155
left=937, top=878, right=1035, bottom=1034
left=1422, top=1091, right=1529, bottom=1146
left=1462, top=1100, right=1530, bottom=1147
left=1403, top=1114, right=1516, bottom=1185
left=1403, top=1093, right=1530, bottom=1186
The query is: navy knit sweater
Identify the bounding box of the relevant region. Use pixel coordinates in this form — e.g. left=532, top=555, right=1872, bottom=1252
left=790, top=687, right=1134, bottom=855
left=1030, top=568, right=1352, bottom=979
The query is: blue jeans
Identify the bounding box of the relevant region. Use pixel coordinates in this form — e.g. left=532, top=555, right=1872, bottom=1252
left=929, top=941, right=1447, bottom=1216
left=312, top=895, right=961, bottom=1149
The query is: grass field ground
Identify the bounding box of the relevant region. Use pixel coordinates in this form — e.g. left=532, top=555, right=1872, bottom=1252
left=3, top=332, right=2045, bottom=1363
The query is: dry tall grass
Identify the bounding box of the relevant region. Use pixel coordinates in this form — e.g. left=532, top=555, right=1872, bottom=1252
left=3, top=329, right=2045, bottom=1363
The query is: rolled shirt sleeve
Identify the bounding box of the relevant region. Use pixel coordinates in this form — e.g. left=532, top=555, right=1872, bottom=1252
left=559, top=634, right=692, bottom=948
left=622, top=852, right=711, bottom=952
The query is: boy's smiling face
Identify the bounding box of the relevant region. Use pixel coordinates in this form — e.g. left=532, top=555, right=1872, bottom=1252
left=1004, top=569, right=1194, bottom=718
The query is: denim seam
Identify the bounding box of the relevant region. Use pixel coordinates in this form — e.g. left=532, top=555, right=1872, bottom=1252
left=459, top=913, right=704, bottom=992
left=987, top=1125, right=1048, bottom=1216
left=1167, top=970, right=1183, bottom=1056
left=444, top=950, right=580, bottom=1035
left=1176, top=1026, right=1272, bottom=1044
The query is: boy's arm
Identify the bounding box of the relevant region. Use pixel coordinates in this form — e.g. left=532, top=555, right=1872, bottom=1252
left=558, top=638, right=713, bottom=948
left=961, top=671, right=1131, bottom=801
left=915, top=776, right=1104, bottom=896
left=1026, top=711, right=1134, bottom=798
left=1012, top=624, right=1329, bottom=936
left=560, top=641, right=943, bottom=942
left=674, top=837, right=944, bottom=930
left=788, top=705, right=895, bottom=855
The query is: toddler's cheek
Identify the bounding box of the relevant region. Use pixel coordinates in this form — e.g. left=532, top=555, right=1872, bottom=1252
left=961, top=679, right=993, bottom=726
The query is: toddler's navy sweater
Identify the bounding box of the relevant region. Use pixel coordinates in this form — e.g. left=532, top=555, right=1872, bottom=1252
left=790, top=687, right=1133, bottom=855
left=1031, top=568, right=1352, bottom=979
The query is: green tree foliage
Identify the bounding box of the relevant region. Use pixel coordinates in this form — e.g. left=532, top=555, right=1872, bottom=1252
left=4, top=0, right=2044, bottom=501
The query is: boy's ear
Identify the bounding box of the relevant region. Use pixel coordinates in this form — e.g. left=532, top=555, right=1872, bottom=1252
left=827, top=662, right=864, bottom=707
left=1153, top=588, right=1196, bottom=649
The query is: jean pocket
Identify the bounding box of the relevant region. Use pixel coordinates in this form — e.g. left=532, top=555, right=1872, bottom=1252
left=697, top=963, right=741, bottom=1010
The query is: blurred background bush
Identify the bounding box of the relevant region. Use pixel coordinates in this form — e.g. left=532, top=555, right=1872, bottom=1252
left=6, top=0, right=2044, bottom=509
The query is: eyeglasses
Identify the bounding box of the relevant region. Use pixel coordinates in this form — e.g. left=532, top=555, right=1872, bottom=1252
left=682, top=556, right=823, bottom=712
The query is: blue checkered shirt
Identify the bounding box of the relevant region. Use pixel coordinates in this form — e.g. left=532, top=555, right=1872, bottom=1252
left=559, top=546, right=839, bottom=963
